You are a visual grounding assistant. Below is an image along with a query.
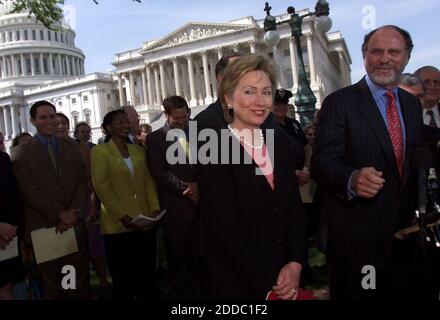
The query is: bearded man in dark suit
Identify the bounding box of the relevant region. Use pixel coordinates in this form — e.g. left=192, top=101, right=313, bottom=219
left=312, top=25, right=425, bottom=300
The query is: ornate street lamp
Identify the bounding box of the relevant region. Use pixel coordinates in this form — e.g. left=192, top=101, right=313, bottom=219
left=263, top=1, right=332, bottom=126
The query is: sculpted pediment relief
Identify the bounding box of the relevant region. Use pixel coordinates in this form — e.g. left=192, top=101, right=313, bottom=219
left=143, top=22, right=255, bottom=52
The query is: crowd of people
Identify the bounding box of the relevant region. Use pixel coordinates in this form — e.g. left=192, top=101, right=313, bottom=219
left=1, top=24, right=440, bottom=301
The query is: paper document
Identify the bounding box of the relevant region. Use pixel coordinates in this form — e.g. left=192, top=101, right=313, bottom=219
left=131, top=209, right=166, bottom=228
left=31, top=227, right=78, bottom=264
left=0, top=236, right=18, bottom=262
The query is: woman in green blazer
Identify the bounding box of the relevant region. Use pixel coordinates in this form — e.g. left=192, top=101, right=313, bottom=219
left=91, top=109, right=160, bottom=300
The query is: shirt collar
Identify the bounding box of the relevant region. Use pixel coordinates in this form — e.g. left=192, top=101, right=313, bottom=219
left=365, top=74, right=399, bottom=99
left=424, top=106, right=439, bottom=117
left=36, top=133, right=56, bottom=146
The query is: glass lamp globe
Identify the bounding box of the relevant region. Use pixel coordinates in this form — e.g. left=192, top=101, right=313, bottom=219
left=264, top=30, right=281, bottom=47
left=315, top=15, right=332, bottom=33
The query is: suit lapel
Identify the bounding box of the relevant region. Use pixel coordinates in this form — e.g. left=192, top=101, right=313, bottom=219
left=353, top=78, right=401, bottom=178
left=398, top=89, right=416, bottom=184
left=31, top=137, right=59, bottom=177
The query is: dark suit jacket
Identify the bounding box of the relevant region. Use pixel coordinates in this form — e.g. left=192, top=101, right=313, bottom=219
left=311, top=78, right=423, bottom=292
left=146, top=123, right=197, bottom=224
left=422, top=104, right=440, bottom=169
left=278, top=117, right=309, bottom=147
left=196, top=116, right=307, bottom=299
left=0, top=152, right=20, bottom=227
left=12, top=136, right=89, bottom=240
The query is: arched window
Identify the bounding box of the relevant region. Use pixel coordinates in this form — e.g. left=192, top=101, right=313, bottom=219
left=24, top=30, right=28, bottom=40
left=40, top=30, right=44, bottom=40
left=16, top=30, right=20, bottom=41
left=47, top=30, right=51, bottom=41
left=32, top=30, right=36, bottom=40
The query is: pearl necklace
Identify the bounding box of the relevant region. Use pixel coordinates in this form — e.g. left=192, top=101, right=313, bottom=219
left=227, top=125, right=264, bottom=149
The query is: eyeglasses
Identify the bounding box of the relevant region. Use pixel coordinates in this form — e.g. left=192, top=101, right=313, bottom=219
left=367, top=48, right=407, bottom=58
left=423, top=79, right=440, bottom=88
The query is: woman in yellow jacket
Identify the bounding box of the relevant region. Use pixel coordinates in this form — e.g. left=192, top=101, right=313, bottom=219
left=91, top=109, right=161, bottom=300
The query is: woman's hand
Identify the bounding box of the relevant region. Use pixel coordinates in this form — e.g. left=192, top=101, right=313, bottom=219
left=121, top=215, right=141, bottom=230
left=272, top=262, right=302, bottom=300
left=0, top=222, right=17, bottom=242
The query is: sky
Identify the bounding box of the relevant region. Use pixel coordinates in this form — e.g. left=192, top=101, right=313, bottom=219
left=64, top=0, right=440, bottom=83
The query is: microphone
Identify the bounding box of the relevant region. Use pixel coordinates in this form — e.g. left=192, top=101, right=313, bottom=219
left=411, top=148, right=434, bottom=215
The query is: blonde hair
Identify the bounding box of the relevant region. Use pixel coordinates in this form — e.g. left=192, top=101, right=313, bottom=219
left=219, top=54, right=277, bottom=123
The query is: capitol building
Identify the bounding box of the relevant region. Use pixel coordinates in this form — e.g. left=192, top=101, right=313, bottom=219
left=0, top=2, right=351, bottom=151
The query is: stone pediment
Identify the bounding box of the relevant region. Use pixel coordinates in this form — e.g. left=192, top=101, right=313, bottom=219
left=143, top=22, right=256, bottom=52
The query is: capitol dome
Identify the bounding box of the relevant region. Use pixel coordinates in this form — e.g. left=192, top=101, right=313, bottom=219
left=0, top=1, right=85, bottom=87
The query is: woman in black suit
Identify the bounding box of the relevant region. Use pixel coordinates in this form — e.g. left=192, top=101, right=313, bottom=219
left=0, top=152, right=24, bottom=299
left=197, top=54, right=307, bottom=300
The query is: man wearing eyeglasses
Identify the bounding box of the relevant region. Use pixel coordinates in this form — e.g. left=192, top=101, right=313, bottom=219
left=414, top=66, right=440, bottom=128
left=312, top=25, right=425, bottom=300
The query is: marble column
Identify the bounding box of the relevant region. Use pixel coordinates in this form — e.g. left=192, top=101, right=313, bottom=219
left=57, top=54, right=62, bottom=75
left=0, top=107, right=5, bottom=135
left=306, top=34, right=317, bottom=87
left=10, top=105, right=18, bottom=137
left=117, top=74, right=127, bottom=106
left=172, top=58, right=181, bottom=96
left=3, top=106, right=11, bottom=138
left=30, top=53, right=35, bottom=76
left=141, top=69, right=148, bottom=105
left=11, top=54, right=16, bottom=77
left=20, top=105, right=27, bottom=132
left=48, top=53, right=54, bottom=75
left=66, top=55, right=71, bottom=76
left=186, top=55, right=198, bottom=107
left=180, top=63, right=189, bottom=103
left=2, top=56, right=7, bottom=78
left=159, top=60, right=167, bottom=101
left=129, top=71, right=136, bottom=105
left=289, top=38, right=299, bottom=92
left=146, top=64, right=154, bottom=106
left=20, top=54, right=26, bottom=76
left=201, top=51, right=213, bottom=104
left=154, top=65, right=162, bottom=105
left=39, top=53, right=44, bottom=75
left=194, top=59, right=204, bottom=105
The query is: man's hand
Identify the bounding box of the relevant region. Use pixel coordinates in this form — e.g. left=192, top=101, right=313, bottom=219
left=0, top=237, right=8, bottom=250
left=182, top=181, right=199, bottom=204
left=295, top=168, right=311, bottom=186
left=0, top=222, right=17, bottom=242
left=351, top=167, right=385, bottom=198
left=59, top=209, right=80, bottom=227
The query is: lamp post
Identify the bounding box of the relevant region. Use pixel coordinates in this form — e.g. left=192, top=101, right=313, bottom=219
left=263, top=1, right=332, bottom=126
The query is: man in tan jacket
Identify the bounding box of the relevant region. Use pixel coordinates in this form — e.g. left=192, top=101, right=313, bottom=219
left=12, top=100, right=90, bottom=299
